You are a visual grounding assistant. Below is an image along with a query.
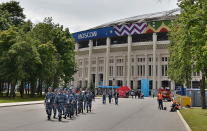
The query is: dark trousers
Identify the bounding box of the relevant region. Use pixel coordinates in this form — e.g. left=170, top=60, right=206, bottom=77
left=109, top=96, right=112, bottom=103
left=83, top=101, right=86, bottom=110
left=57, top=104, right=64, bottom=117
left=46, top=104, right=53, bottom=116
left=115, top=98, right=118, bottom=105
left=52, top=104, right=57, bottom=116
left=103, top=95, right=106, bottom=104
left=158, top=100, right=163, bottom=110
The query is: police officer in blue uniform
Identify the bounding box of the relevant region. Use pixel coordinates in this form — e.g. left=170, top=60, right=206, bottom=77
left=78, top=91, right=84, bottom=114
left=73, top=90, right=78, bottom=116
left=83, top=91, right=87, bottom=111
left=66, top=89, right=75, bottom=119
left=52, top=89, right=58, bottom=118
left=55, top=88, right=67, bottom=121
left=64, top=89, right=69, bottom=119
left=45, top=87, right=53, bottom=120
left=86, top=90, right=93, bottom=113
left=108, top=90, right=113, bottom=104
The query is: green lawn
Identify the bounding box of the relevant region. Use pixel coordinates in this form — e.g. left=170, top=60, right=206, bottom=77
left=180, top=108, right=207, bottom=131
left=0, top=96, right=44, bottom=103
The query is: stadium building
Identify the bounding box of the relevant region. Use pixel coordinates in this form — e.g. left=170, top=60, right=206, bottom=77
left=72, top=9, right=201, bottom=90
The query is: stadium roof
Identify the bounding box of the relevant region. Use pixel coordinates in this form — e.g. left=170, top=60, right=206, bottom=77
left=83, top=8, right=180, bottom=32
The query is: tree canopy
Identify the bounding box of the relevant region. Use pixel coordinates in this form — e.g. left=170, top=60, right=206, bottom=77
left=0, top=1, right=76, bottom=98
left=168, top=0, right=207, bottom=109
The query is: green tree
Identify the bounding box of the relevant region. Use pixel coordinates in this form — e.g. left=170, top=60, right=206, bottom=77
left=0, top=10, right=12, bottom=30
left=0, top=1, right=25, bottom=26
left=0, top=1, right=76, bottom=98
left=169, top=0, right=207, bottom=109
left=37, top=42, right=58, bottom=95
left=31, top=18, right=76, bottom=89
left=0, top=27, right=18, bottom=96
left=7, top=41, right=41, bottom=97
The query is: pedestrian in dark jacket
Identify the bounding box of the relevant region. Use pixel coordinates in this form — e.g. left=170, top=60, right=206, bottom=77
left=114, top=91, right=119, bottom=105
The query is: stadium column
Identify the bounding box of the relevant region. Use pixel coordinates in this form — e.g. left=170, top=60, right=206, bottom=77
left=87, top=40, right=93, bottom=88
left=82, top=58, right=85, bottom=88
left=145, top=54, right=148, bottom=78
left=133, top=55, right=137, bottom=89
left=157, top=53, right=161, bottom=89
left=127, top=35, right=132, bottom=88
left=171, top=80, right=175, bottom=90
left=105, top=37, right=111, bottom=86
left=95, top=57, right=98, bottom=88
left=153, top=33, right=157, bottom=89
left=113, top=57, right=116, bottom=86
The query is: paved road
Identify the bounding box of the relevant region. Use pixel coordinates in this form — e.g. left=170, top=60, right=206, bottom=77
left=0, top=98, right=186, bottom=131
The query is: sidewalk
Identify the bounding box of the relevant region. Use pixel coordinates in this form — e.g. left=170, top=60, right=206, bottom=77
left=0, top=101, right=44, bottom=108
left=0, top=97, right=102, bottom=108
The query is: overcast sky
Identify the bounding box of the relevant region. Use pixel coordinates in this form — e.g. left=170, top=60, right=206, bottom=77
left=1, top=0, right=178, bottom=33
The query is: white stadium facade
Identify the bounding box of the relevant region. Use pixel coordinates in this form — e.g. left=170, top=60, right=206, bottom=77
left=72, top=9, right=201, bottom=90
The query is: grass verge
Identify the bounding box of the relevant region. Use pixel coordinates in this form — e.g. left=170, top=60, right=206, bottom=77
left=0, top=96, right=44, bottom=103
left=180, top=108, right=207, bottom=131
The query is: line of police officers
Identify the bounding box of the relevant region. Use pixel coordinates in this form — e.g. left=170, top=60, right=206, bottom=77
left=44, top=87, right=93, bottom=121
left=102, top=89, right=119, bottom=105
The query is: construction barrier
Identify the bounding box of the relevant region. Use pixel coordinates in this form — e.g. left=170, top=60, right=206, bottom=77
left=174, top=94, right=192, bottom=107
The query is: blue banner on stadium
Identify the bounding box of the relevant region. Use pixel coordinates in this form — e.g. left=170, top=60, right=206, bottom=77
left=72, top=27, right=116, bottom=42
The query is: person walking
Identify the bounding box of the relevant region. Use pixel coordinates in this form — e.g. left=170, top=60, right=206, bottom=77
left=102, top=90, right=106, bottom=104
left=52, top=89, right=58, bottom=119
left=114, top=91, right=119, bottom=105
left=44, top=87, right=53, bottom=120
left=108, top=90, right=112, bottom=104
left=157, top=92, right=163, bottom=110
left=55, top=88, right=67, bottom=121
left=130, top=89, right=135, bottom=99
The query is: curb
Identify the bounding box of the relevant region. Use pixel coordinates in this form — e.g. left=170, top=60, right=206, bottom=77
left=0, top=97, right=102, bottom=108
left=0, top=101, right=44, bottom=108
left=177, top=110, right=192, bottom=131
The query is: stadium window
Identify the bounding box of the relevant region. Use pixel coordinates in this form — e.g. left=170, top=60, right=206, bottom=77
left=161, top=65, right=168, bottom=76
left=109, top=80, right=113, bottom=86
left=131, top=81, right=134, bottom=89
left=165, top=57, right=168, bottom=61
left=78, top=40, right=89, bottom=49
left=157, top=32, right=169, bottom=41
left=149, top=57, right=152, bottom=62
left=98, top=59, right=104, bottom=64
left=162, top=57, right=168, bottom=62
left=131, top=66, right=134, bottom=76
left=117, top=58, right=123, bottom=63
left=140, top=65, right=143, bottom=76
left=131, top=58, right=134, bottom=62
left=93, top=38, right=106, bottom=46
left=109, top=66, right=113, bottom=76
left=137, top=65, right=140, bottom=76
left=116, top=66, right=123, bottom=76
left=162, top=57, right=165, bottom=62
left=109, top=59, right=114, bottom=63
left=132, top=33, right=153, bottom=43
left=156, top=65, right=158, bottom=76
left=111, top=36, right=127, bottom=45
left=143, top=65, right=145, bottom=76
left=149, top=65, right=152, bottom=76
left=165, top=65, right=168, bottom=76
left=92, top=60, right=96, bottom=64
